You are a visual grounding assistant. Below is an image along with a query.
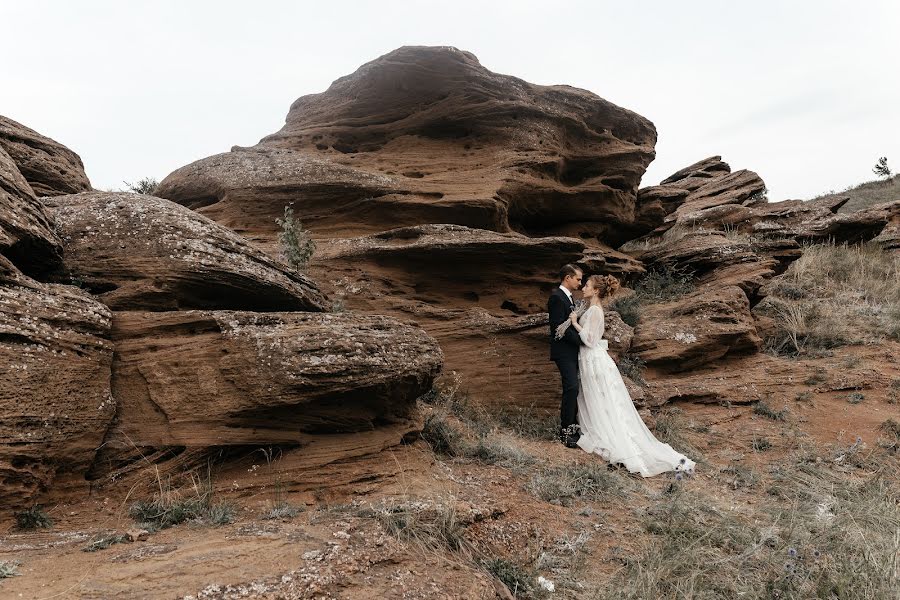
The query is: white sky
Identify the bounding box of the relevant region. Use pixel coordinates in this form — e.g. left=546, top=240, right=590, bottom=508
left=2, top=0, right=898, bottom=200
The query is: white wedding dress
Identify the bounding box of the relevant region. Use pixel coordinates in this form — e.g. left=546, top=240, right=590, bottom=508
left=575, top=305, right=696, bottom=477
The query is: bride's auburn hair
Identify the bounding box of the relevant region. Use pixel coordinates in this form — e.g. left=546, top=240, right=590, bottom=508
left=588, top=274, right=620, bottom=298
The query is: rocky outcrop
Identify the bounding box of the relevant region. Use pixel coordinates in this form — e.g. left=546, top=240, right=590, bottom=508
left=631, top=285, right=760, bottom=371
left=0, top=147, right=63, bottom=276
left=0, top=257, right=113, bottom=506
left=46, top=191, right=328, bottom=312
left=316, top=224, right=586, bottom=315
left=754, top=198, right=900, bottom=245
left=98, top=311, right=442, bottom=452
left=158, top=46, right=657, bottom=242
left=0, top=115, right=92, bottom=196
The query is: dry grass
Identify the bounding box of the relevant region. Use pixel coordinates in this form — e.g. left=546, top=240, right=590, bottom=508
left=601, top=447, right=900, bottom=600
left=812, top=175, right=898, bottom=213
left=129, top=467, right=235, bottom=530
left=758, top=242, right=900, bottom=355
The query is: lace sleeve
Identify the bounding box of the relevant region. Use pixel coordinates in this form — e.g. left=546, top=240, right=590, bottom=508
left=578, top=306, right=605, bottom=348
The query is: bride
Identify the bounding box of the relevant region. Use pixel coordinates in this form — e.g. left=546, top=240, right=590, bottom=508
left=567, top=275, right=696, bottom=477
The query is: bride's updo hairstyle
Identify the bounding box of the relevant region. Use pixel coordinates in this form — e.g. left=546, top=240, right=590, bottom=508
left=588, top=274, right=620, bottom=298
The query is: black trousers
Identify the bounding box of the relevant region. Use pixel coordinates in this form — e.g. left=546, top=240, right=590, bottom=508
left=553, top=357, right=579, bottom=431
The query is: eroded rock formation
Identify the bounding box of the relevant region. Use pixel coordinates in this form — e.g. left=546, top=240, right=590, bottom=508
left=158, top=46, right=657, bottom=242
left=0, top=115, right=92, bottom=196
left=0, top=146, right=63, bottom=276
left=0, top=257, right=113, bottom=506
left=47, top=191, right=328, bottom=312
left=88, top=311, right=442, bottom=477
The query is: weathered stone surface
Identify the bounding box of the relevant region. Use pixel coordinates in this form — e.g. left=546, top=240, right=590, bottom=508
left=668, top=170, right=766, bottom=222
left=320, top=223, right=584, bottom=264
left=0, top=256, right=113, bottom=507
left=315, top=224, right=585, bottom=316
left=631, top=285, right=760, bottom=371
left=158, top=46, right=657, bottom=241
left=603, top=310, right=634, bottom=359
left=98, top=311, right=443, bottom=452
left=660, top=156, right=732, bottom=190
left=0, top=115, right=91, bottom=196
left=577, top=245, right=646, bottom=279
left=46, top=191, right=328, bottom=312
left=0, top=146, right=62, bottom=276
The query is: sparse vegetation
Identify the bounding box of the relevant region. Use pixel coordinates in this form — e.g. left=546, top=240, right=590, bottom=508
left=752, top=436, right=773, bottom=452
left=847, top=391, right=865, bottom=404
left=83, top=533, right=131, bottom=552
left=480, top=557, right=541, bottom=598
left=753, top=400, right=788, bottom=421
left=368, top=498, right=467, bottom=553
left=813, top=174, right=898, bottom=212
left=276, top=203, right=315, bottom=271
left=602, top=447, right=900, bottom=600
left=527, top=462, right=628, bottom=506
left=872, top=156, right=892, bottom=180
left=14, top=506, right=52, bottom=530
left=758, top=242, right=900, bottom=355
left=610, top=266, right=695, bottom=326
left=653, top=407, right=703, bottom=460
left=0, top=561, right=18, bottom=579
left=129, top=468, right=235, bottom=529
left=609, top=294, right=640, bottom=327
left=617, top=352, right=646, bottom=385
left=123, top=177, right=159, bottom=195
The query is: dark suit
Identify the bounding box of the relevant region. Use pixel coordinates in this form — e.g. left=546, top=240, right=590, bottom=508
left=548, top=287, right=582, bottom=433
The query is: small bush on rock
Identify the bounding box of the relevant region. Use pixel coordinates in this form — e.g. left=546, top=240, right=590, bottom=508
left=123, top=177, right=159, bottom=195
left=276, top=204, right=315, bottom=271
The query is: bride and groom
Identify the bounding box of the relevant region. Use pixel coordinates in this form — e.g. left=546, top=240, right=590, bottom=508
left=549, top=264, right=695, bottom=477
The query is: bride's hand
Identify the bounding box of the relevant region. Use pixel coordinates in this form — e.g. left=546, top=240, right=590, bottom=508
left=569, top=311, right=579, bottom=324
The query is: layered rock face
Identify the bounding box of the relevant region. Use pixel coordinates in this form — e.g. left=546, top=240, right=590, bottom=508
left=0, top=146, right=63, bottom=276
left=103, top=311, right=442, bottom=449
left=0, top=115, right=92, bottom=196
left=0, top=116, right=448, bottom=506
left=0, top=257, right=114, bottom=506
left=158, top=46, right=657, bottom=240
left=46, top=192, right=328, bottom=311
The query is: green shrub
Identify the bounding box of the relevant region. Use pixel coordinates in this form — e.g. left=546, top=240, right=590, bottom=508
left=753, top=400, right=788, bottom=421
left=0, top=561, right=18, bottom=578
left=610, top=294, right=641, bottom=327
left=276, top=204, right=315, bottom=271
left=123, top=177, right=159, bottom=195
left=14, top=506, right=52, bottom=530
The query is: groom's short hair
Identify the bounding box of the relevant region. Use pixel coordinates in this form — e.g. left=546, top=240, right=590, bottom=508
left=559, top=264, right=582, bottom=282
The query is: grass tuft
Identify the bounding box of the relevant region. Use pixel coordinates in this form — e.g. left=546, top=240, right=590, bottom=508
left=14, top=506, right=52, bottom=530
left=0, top=561, right=19, bottom=578
left=753, top=400, right=788, bottom=421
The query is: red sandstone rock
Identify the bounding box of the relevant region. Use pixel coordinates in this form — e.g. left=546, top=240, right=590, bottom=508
left=0, top=146, right=62, bottom=276
left=158, top=46, right=657, bottom=242
left=46, top=191, right=328, bottom=312
left=0, top=256, right=113, bottom=507
left=0, top=115, right=91, bottom=197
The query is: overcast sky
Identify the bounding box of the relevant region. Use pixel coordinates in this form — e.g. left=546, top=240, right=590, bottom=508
left=3, top=1, right=898, bottom=200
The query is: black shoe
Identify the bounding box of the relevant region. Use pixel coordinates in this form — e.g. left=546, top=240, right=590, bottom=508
left=560, top=424, right=581, bottom=448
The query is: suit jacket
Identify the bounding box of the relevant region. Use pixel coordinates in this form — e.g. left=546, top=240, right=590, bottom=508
left=549, top=287, right=582, bottom=361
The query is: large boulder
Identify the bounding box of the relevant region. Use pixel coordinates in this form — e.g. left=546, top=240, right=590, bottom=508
left=631, top=285, right=761, bottom=371
left=0, top=115, right=92, bottom=196
left=158, top=46, right=657, bottom=242
left=46, top=191, right=328, bottom=312
left=0, top=256, right=113, bottom=506
left=98, top=311, right=443, bottom=452
left=0, top=146, right=63, bottom=276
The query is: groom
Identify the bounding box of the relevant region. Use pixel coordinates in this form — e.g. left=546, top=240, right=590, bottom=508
left=549, top=264, right=584, bottom=448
